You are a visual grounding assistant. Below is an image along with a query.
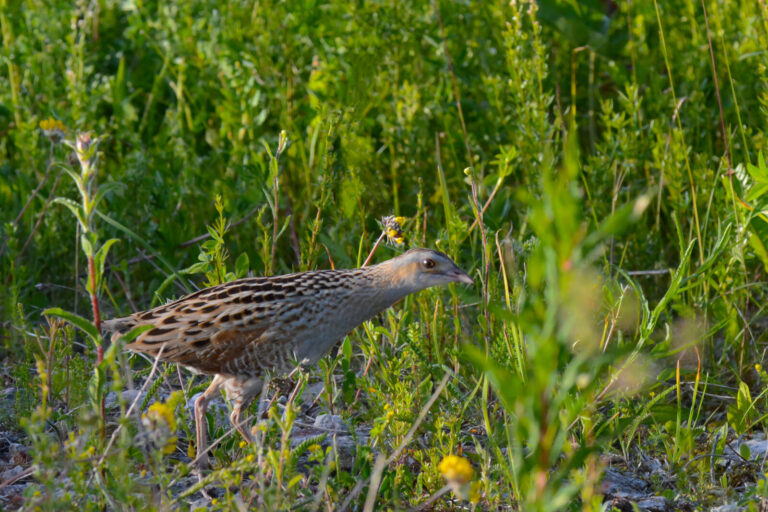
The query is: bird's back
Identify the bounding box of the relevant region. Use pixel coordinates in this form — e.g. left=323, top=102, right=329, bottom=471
left=104, top=268, right=389, bottom=377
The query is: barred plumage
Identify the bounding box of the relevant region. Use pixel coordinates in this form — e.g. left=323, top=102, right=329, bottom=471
left=103, top=248, right=472, bottom=469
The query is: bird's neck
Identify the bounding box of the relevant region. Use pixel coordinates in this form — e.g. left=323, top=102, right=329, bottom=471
left=362, top=261, right=420, bottom=308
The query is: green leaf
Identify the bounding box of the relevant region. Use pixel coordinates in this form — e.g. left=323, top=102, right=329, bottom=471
left=275, top=216, right=292, bottom=241
left=88, top=182, right=121, bottom=215
left=89, top=363, right=106, bottom=414
left=642, top=240, right=695, bottom=344
left=727, top=381, right=755, bottom=434
left=62, top=167, right=85, bottom=190
left=740, top=442, right=751, bottom=461
left=748, top=223, right=768, bottom=272
left=182, top=261, right=209, bottom=274
left=53, top=197, right=87, bottom=230
left=585, top=194, right=649, bottom=248
left=80, top=232, right=94, bottom=258
left=115, top=324, right=155, bottom=345
left=94, top=238, right=120, bottom=284
left=235, top=252, right=250, bottom=278
left=43, top=307, right=100, bottom=343
left=746, top=152, right=768, bottom=183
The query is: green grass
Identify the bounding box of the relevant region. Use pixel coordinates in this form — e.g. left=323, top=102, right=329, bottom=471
left=2, top=0, right=768, bottom=510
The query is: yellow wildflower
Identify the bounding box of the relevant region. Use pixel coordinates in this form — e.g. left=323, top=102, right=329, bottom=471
left=142, top=400, right=178, bottom=455
left=308, top=443, right=322, bottom=453
left=39, top=117, right=67, bottom=143
left=381, top=215, right=406, bottom=246
left=438, top=454, right=474, bottom=484
left=756, top=364, right=762, bottom=373
left=146, top=401, right=176, bottom=431
left=439, top=454, right=477, bottom=502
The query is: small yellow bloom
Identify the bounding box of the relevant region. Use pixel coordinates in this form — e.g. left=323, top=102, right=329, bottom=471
left=756, top=364, right=762, bottom=373
left=142, top=400, right=178, bottom=454
left=211, top=498, right=218, bottom=505
left=381, top=215, right=406, bottom=246
left=239, top=440, right=247, bottom=449
left=245, top=454, right=255, bottom=463
left=39, top=118, right=67, bottom=143
left=308, top=443, right=322, bottom=453
left=438, top=454, right=474, bottom=485
left=146, top=401, right=176, bottom=432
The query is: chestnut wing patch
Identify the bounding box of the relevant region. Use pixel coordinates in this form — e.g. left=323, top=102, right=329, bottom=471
left=128, top=326, right=270, bottom=375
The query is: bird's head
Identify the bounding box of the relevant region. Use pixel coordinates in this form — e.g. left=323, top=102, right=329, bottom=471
left=380, top=248, right=473, bottom=291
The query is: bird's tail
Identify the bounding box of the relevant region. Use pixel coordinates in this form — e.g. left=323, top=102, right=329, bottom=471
left=101, top=316, right=139, bottom=345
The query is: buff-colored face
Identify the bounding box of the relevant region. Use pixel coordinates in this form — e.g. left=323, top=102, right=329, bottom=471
left=390, top=249, right=473, bottom=289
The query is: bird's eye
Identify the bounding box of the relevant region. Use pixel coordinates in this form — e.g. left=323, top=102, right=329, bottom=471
left=422, top=258, right=436, bottom=269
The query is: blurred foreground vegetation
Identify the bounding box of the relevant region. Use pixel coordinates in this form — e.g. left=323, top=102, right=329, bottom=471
left=2, top=0, right=768, bottom=510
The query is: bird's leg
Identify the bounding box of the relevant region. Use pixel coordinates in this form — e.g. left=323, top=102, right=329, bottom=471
left=194, top=374, right=224, bottom=471
left=223, top=376, right=264, bottom=444
left=230, top=401, right=255, bottom=443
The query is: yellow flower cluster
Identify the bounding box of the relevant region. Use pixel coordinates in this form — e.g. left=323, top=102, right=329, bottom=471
left=39, top=117, right=66, bottom=133
left=146, top=401, right=176, bottom=431
left=438, top=454, right=474, bottom=484
left=39, top=117, right=67, bottom=143
left=142, top=396, right=180, bottom=455
left=382, top=215, right=406, bottom=246
left=438, top=454, right=481, bottom=503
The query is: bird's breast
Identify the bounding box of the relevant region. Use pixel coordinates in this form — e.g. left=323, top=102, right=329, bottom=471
left=288, top=284, right=403, bottom=365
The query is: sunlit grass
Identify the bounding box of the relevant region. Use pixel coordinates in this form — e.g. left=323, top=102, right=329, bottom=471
left=2, top=0, right=768, bottom=510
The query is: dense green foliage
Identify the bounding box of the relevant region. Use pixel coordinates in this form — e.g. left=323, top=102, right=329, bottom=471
left=2, top=0, right=768, bottom=509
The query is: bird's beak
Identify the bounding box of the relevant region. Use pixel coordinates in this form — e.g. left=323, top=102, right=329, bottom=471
left=449, top=267, right=474, bottom=285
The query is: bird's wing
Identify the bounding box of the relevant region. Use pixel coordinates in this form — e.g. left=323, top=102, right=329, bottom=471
left=105, top=277, right=297, bottom=374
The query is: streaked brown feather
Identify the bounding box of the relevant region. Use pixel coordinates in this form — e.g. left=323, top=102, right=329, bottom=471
left=101, top=248, right=472, bottom=468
